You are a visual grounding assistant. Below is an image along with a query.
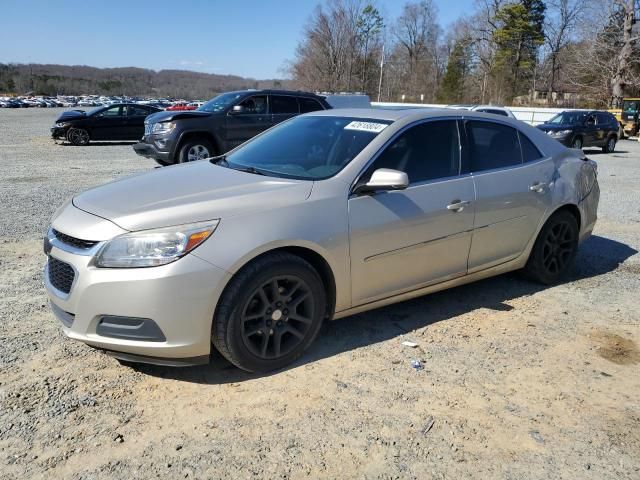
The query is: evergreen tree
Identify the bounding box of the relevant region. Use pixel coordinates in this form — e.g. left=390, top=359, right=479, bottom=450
left=492, top=0, right=545, bottom=101
left=437, top=37, right=472, bottom=103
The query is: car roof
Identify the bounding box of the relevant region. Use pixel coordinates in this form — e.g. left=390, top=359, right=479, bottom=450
left=307, top=107, right=522, bottom=124
left=224, top=89, right=321, bottom=98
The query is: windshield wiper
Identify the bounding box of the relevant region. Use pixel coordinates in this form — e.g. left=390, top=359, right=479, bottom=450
left=232, top=166, right=268, bottom=176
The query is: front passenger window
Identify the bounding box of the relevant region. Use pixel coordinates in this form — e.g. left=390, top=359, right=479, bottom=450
left=466, top=121, right=522, bottom=172
left=365, top=120, right=460, bottom=184
left=237, top=95, right=268, bottom=114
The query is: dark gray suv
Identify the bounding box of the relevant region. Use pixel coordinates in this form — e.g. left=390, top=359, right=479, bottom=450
left=133, top=89, right=330, bottom=165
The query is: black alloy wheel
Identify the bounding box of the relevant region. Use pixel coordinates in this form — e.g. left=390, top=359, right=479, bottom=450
left=212, top=252, right=326, bottom=372
left=524, top=210, right=579, bottom=285
left=67, top=128, right=90, bottom=146
left=240, top=275, right=315, bottom=360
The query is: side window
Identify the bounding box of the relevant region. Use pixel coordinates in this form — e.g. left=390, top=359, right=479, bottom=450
left=596, top=113, right=612, bottom=125
left=237, top=95, right=268, bottom=114
left=518, top=131, right=543, bottom=163
left=365, top=120, right=460, bottom=184
left=585, top=114, right=596, bottom=125
left=467, top=121, right=522, bottom=172
left=128, top=105, right=150, bottom=116
left=271, top=95, right=299, bottom=114
left=100, top=106, right=124, bottom=117
left=299, top=97, right=324, bottom=113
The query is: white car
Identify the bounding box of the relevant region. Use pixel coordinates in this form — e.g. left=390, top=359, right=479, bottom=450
left=447, top=104, right=516, bottom=118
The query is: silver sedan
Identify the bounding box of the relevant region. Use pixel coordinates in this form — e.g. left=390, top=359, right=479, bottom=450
left=44, top=108, right=599, bottom=372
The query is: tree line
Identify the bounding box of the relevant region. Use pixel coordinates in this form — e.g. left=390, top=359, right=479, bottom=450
left=0, top=63, right=289, bottom=99
left=289, top=0, right=640, bottom=108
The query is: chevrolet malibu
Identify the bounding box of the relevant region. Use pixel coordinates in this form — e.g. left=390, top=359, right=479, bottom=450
left=44, top=109, right=599, bottom=372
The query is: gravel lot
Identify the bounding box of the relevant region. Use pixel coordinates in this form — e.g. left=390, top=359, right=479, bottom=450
left=1, top=108, right=639, bottom=479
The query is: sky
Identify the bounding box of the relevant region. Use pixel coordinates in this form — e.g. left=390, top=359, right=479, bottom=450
left=0, top=0, right=476, bottom=79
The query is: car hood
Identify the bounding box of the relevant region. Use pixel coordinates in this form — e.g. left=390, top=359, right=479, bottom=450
left=72, top=161, right=313, bottom=231
left=145, top=110, right=212, bottom=123
left=56, top=110, right=86, bottom=122
left=537, top=123, right=578, bottom=132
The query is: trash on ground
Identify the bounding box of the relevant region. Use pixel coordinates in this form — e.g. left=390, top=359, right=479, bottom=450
left=402, top=340, right=418, bottom=348
left=411, top=359, right=423, bottom=370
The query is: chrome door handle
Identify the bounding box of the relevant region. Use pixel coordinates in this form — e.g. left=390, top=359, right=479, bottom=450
left=447, top=200, right=470, bottom=212
left=529, top=182, right=545, bottom=193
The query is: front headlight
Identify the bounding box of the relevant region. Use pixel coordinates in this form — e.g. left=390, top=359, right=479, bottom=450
left=151, top=122, right=176, bottom=134
left=95, top=220, right=219, bottom=268
left=551, top=129, right=572, bottom=136
left=55, top=122, right=70, bottom=128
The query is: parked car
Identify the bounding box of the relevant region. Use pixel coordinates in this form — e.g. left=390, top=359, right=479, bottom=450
left=537, top=110, right=619, bottom=152
left=51, top=103, right=162, bottom=145
left=165, top=102, right=196, bottom=111
left=133, top=89, right=331, bottom=165
left=447, top=104, right=516, bottom=118
left=45, top=108, right=599, bottom=372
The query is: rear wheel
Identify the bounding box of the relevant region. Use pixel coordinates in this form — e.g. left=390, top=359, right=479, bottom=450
left=178, top=138, right=215, bottom=163
left=67, top=128, right=90, bottom=146
left=602, top=135, right=616, bottom=153
left=212, top=253, right=326, bottom=372
left=524, top=210, right=579, bottom=285
left=571, top=136, right=583, bottom=149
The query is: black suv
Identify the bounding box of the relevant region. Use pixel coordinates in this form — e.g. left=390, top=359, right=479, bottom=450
left=537, top=110, right=619, bottom=153
left=133, top=89, right=330, bottom=165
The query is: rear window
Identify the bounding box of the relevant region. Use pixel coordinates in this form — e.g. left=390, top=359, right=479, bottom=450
left=271, top=95, right=299, bottom=114
left=299, top=97, right=324, bottom=113
left=466, top=121, right=522, bottom=172
left=518, top=132, right=543, bottom=162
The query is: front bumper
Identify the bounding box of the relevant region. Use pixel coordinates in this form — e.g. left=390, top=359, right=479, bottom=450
left=44, top=236, right=231, bottom=364
left=133, top=139, right=172, bottom=163
left=51, top=126, right=69, bottom=140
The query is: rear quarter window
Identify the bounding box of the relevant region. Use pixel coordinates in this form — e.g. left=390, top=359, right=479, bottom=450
left=518, top=131, right=544, bottom=162
left=299, top=97, right=324, bottom=113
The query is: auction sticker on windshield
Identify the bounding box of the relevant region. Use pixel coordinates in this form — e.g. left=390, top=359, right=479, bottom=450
left=344, top=121, right=388, bottom=133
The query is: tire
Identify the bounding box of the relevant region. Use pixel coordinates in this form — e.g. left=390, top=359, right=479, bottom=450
left=571, top=136, right=583, bottom=149
left=212, top=253, right=327, bottom=373
left=524, top=210, right=579, bottom=285
left=67, top=128, right=90, bottom=146
left=602, top=135, right=616, bottom=153
left=177, top=138, right=215, bottom=163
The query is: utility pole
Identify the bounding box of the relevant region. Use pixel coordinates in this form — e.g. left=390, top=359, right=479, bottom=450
left=377, top=43, right=385, bottom=102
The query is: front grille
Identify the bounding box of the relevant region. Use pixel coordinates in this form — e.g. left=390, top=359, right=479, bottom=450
left=48, top=257, right=75, bottom=294
left=52, top=229, right=98, bottom=250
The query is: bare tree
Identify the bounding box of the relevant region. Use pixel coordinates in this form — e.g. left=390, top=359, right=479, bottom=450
left=543, top=0, right=583, bottom=103
left=611, top=0, right=639, bottom=107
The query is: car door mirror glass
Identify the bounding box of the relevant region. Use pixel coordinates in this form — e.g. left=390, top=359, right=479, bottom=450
left=354, top=168, right=409, bottom=194
left=230, top=105, right=245, bottom=114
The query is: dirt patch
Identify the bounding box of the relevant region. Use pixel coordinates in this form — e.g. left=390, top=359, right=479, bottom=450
left=590, top=330, right=640, bottom=365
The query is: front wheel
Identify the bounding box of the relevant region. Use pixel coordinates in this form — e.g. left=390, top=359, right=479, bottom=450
left=178, top=139, right=215, bottom=163
left=212, top=253, right=327, bottom=372
left=67, top=128, right=90, bottom=146
left=524, top=210, right=579, bottom=285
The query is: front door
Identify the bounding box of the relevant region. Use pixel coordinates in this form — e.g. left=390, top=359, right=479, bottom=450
left=464, top=120, right=555, bottom=272
left=125, top=105, right=152, bottom=140
left=348, top=119, right=475, bottom=305
left=91, top=105, right=128, bottom=140
left=270, top=94, right=300, bottom=127
left=225, top=94, right=272, bottom=150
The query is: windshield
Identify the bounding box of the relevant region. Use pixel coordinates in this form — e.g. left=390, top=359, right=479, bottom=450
left=221, top=116, right=391, bottom=180
left=198, top=92, right=244, bottom=113
left=623, top=100, right=639, bottom=114
left=86, top=106, right=104, bottom=116
left=548, top=111, right=587, bottom=125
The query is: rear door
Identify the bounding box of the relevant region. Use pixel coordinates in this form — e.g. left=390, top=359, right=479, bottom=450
left=583, top=113, right=598, bottom=146
left=465, top=120, right=555, bottom=272
left=125, top=105, right=152, bottom=139
left=225, top=94, right=271, bottom=150
left=270, top=94, right=300, bottom=126
left=348, top=119, right=476, bottom=305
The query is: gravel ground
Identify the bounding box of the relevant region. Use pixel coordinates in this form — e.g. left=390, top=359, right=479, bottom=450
left=0, top=108, right=639, bottom=479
